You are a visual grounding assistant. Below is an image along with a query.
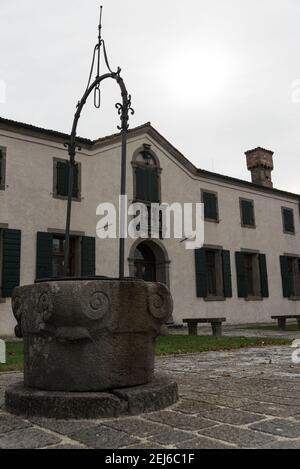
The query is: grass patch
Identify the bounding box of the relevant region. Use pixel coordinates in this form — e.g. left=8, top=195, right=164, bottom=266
left=0, top=336, right=292, bottom=371
left=155, top=335, right=291, bottom=356
left=0, top=341, right=23, bottom=372
left=243, top=324, right=299, bottom=332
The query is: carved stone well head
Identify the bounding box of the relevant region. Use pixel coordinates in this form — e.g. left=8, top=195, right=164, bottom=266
left=12, top=278, right=173, bottom=392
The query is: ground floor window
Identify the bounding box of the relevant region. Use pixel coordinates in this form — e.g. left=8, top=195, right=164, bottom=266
left=195, top=248, right=232, bottom=299
left=36, top=232, right=95, bottom=280
left=235, top=251, right=269, bottom=299
left=0, top=228, right=21, bottom=298
left=280, top=255, right=300, bottom=298
left=205, top=250, right=219, bottom=296
left=52, top=236, right=76, bottom=278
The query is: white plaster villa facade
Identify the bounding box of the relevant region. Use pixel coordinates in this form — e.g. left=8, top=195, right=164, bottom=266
left=0, top=117, right=300, bottom=336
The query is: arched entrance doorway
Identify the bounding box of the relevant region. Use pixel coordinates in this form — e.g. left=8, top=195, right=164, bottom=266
left=129, top=239, right=170, bottom=286
left=134, top=243, right=156, bottom=281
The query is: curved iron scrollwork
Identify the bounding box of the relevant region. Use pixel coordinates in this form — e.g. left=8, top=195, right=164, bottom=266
left=116, top=94, right=135, bottom=131
left=63, top=142, right=82, bottom=160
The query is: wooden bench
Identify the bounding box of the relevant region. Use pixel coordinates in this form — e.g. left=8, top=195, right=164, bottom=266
left=271, top=315, right=300, bottom=331
left=183, top=318, right=226, bottom=337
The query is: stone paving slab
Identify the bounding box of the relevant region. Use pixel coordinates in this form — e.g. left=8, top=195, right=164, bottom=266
left=199, top=408, right=266, bottom=426
left=0, top=427, right=61, bottom=449
left=249, top=418, right=300, bottom=438
left=1, top=344, right=300, bottom=448
left=198, top=424, right=277, bottom=448
left=69, top=425, right=140, bottom=449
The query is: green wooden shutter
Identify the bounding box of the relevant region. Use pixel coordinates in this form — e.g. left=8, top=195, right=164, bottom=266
left=235, top=252, right=247, bottom=298
left=2, top=229, right=21, bottom=298
left=259, top=253, right=269, bottom=297
left=136, top=167, right=147, bottom=201
left=56, top=161, right=68, bottom=197
left=36, top=232, right=53, bottom=280
left=222, top=250, right=232, bottom=297
left=283, top=209, right=295, bottom=233
left=280, top=255, right=290, bottom=298
left=57, top=161, right=79, bottom=198
left=81, top=236, right=96, bottom=277
left=195, top=248, right=207, bottom=297
left=241, top=200, right=254, bottom=226
left=148, top=169, right=159, bottom=203
left=203, top=192, right=218, bottom=220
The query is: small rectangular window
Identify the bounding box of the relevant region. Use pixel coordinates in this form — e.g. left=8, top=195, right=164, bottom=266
left=240, top=199, right=255, bottom=227
left=53, top=158, right=81, bottom=200
left=282, top=207, right=295, bottom=234
left=202, top=191, right=218, bottom=221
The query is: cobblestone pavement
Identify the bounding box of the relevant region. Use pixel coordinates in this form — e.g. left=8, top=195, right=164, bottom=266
left=1, top=345, right=300, bottom=449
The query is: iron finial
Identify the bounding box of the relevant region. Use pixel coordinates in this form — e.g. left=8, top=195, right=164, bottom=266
left=98, top=5, right=103, bottom=44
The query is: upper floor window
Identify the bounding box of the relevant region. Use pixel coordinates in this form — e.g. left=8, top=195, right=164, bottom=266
left=133, top=144, right=160, bottom=204
left=202, top=191, right=219, bottom=222
left=240, top=198, right=255, bottom=228
left=53, top=158, right=81, bottom=201
left=0, top=147, right=6, bottom=190
left=282, top=207, right=295, bottom=234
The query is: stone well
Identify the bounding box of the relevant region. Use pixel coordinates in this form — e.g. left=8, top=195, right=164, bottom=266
left=5, top=278, right=178, bottom=418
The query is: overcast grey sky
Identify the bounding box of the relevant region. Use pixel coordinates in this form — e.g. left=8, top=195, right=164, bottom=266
left=1, top=0, right=300, bottom=192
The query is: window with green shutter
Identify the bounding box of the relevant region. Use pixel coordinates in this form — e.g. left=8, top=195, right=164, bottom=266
left=280, top=255, right=300, bottom=298
left=282, top=208, right=295, bottom=234
left=240, top=199, right=255, bottom=227
left=1, top=229, right=21, bottom=298
left=236, top=251, right=268, bottom=299
left=55, top=159, right=80, bottom=199
left=195, top=248, right=232, bottom=299
left=135, top=166, right=159, bottom=203
left=133, top=147, right=160, bottom=204
left=36, top=232, right=91, bottom=279
left=202, top=191, right=218, bottom=221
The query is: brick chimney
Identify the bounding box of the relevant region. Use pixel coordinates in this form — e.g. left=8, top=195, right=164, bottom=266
left=245, top=147, right=274, bottom=188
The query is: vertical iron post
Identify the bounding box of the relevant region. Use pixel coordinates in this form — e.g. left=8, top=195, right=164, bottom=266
left=119, top=128, right=128, bottom=278
left=64, top=150, right=75, bottom=276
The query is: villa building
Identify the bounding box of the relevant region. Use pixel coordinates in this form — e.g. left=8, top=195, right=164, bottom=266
left=0, top=116, right=300, bottom=336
